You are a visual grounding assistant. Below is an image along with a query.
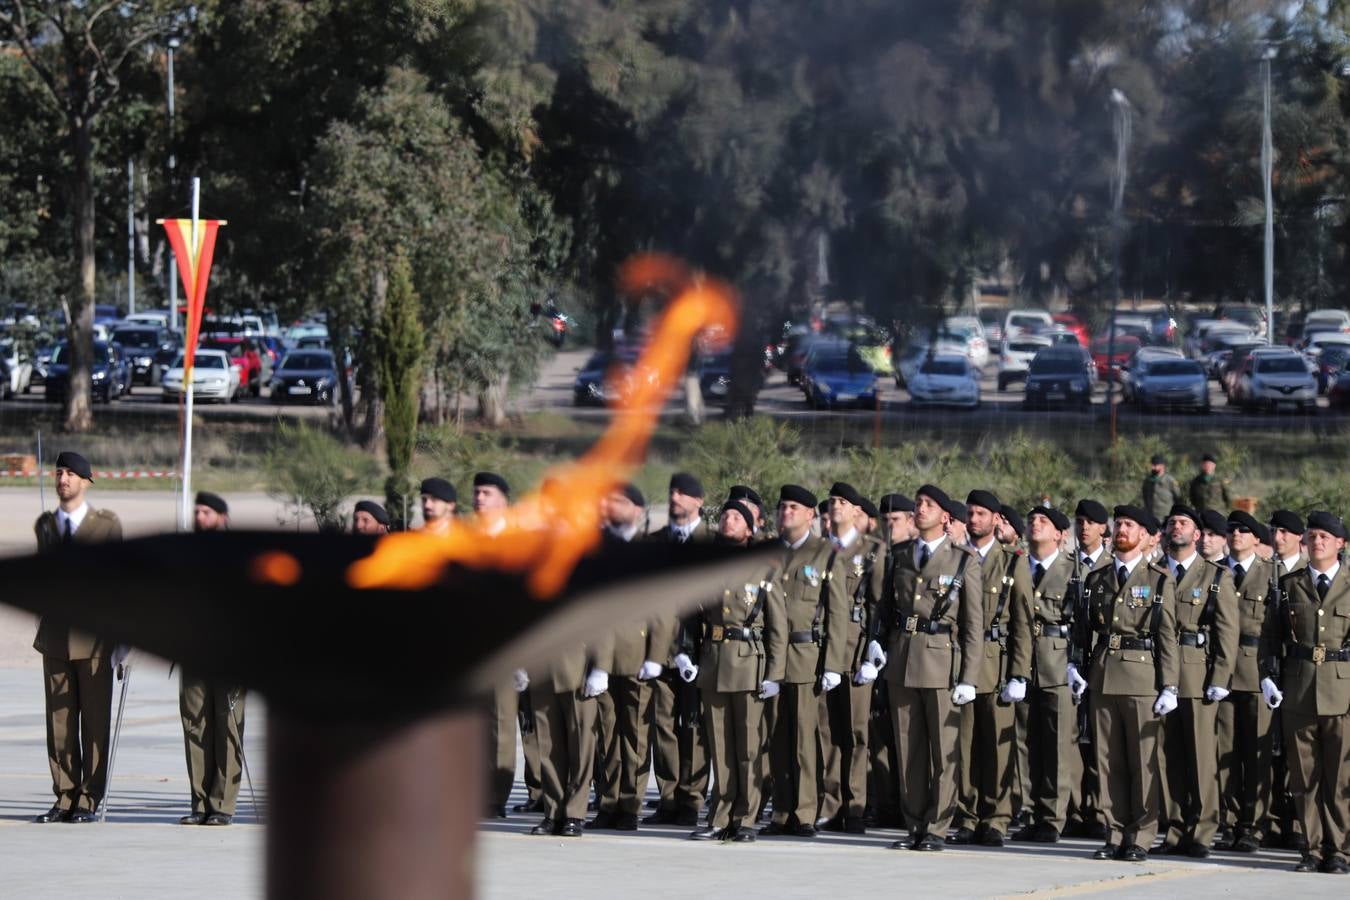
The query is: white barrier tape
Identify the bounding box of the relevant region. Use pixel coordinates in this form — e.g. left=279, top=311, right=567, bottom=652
left=0, top=470, right=178, bottom=479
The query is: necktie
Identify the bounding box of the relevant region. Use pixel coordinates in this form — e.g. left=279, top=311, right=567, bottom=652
left=1082, top=554, right=1092, bottom=570
left=1233, top=563, right=1245, bottom=588
left=1174, top=563, right=1186, bottom=582
left=1033, top=562, right=1045, bottom=588
left=62, top=517, right=72, bottom=545
left=919, top=544, right=931, bottom=570
left=1117, top=565, right=1128, bottom=586
left=1318, top=573, right=1330, bottom=601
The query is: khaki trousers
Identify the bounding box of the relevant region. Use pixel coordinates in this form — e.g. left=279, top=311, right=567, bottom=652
left=1162, top=697, right=1220, bottom=847
left=1283, top=708, right=1350, bottom=861
left=954, top=690, right=1016, bottom=833
left=770, top=682, right=821, bottom=825
left=1013, top=699, right=1031, bottom=818
left=649, top=674, right=708, bottom=813
left=595, top=676, right=653, bottom=815
left=179, top=673, right=246, bottom=817
left=42, top=655, right=113, bottom=812
left=703, top=689, right=766, bottom=829
left=1216, top=691, right=1273, bottom=836
left=487, top=684, right=517, bottom=810
left=890, top=684, right=961, bottom=836
left=1095, top=694, right=1164, bottom=848
left=1026, top=684, right=1075, bottom=830
left=818, top=677, right=872, bottom=822
left=532, top=686, right=598, bottom=822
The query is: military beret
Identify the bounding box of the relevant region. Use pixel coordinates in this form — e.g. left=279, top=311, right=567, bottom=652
left=818, top=499, right=830, bottom=515
left=879, top=493, right=914, bottom=514
left=1151, top=454, right=1166, bottom=465
left=1271, top=509, right=1305, bottom=535
left=194, top=491, right=228, bottom=515
left=1113, top=504, right=1150, bottom=528
left=1075, top=499, right=1109, bottom=525
left=999, top=505, right=1026, bottom=537
left=1200, top=509, right=1228, bottom=535
left=1029, top=505, right=1070, bottom=532
left=1202, top=451, right=1218, bottom=464
left=943, top=497, right=968, bottom=525
left=669, top=471, right=704, bottom=499
left=1254, top=523, right=1271, bottom=546
left=55, top=451, right=92, bottom=481
left=420, top=477, right=457, bottom=504
left=966, top=489, right=1001, bottom=513
left=620, top=482, right=646, bottom=508
left=728, top=484, right=763, bottom=511
left=1306, top=510, right=1346, bottom=539
left=473, top=471, right=510, bottom=497
left=858, top=496, right=879, bottom=520
left=1226, top=510, right=1260, bottom=534
left=1143, top=512, right=1162, bottom=535
left=779, top=484, right=817, bottom=509
left=720, top=500, right=756, bottom=532
left=354, top=499, right=390, bottom=526
left=915, top=484, right=950, bottom=508
left=829, top=481, right=865, bottom=508
left=1167, top=504, right=1201, bottom=528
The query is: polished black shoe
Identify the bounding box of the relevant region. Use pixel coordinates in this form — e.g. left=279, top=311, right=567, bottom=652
left=1294, top=855, right=1322, bottom=873
left=642, top=807, right=678, bottom=826
left=33, top=806, right=69, bottom=824
left=614, top=813, right=638, bottom=831
left=1119, top=844, right=1147, bottom=862
left=912, top=833, right=945, bottom=852
left=530, top=817, right=557, bottom=836
left=1092, top=843, right=1119, bottom=860
left=1231, top=832, right=1260, bottom=853
left=203, top=813, right=232, bottom=826
left=759, top=821, right=788, bottom=836
left=730, top=827, right=756, bottom=843
left=949, top=826, right=977, bottom=845
left=844, top=817, right=867, bottom=835
left=179, top=813, right=207, bottom=825
left=1148, top=842, right=1179, bottom=856
left=979, top=829, right=1005, bottom=847
left=586, top=811, right=617, bottom=831
left=1184, top=843, right=1210, bottom=859
left=1321, top=856, right=1350, bottom=874
left=69, top=809, right=98, bottom=824
left=558, top=818, right=583, bottom=837
left=688, top=825, right=722, bottom=841
left=674, top=808, right=699, bottom=828
left=789, top=822, right=817, bottom=838
left=819, top=816, right=846, bottom=833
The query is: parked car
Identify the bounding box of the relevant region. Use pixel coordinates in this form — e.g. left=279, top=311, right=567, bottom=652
left=907, top=353, right=980, bottom=409
left=1222, top=342, right=1273, bottom=399
left=1301, top=332, right=1350, bottom=361
left=1215, top=303, right=1267, bottom=338
left=1301, top=309, right=1350, bottom=342
left=1199, top=324, right=1258, bottom=358
left=161, top=349, right=242, bottom=404
left=199, top=337, right=264, bottom=397
left=1120, top=347, right=1182, bottom=403
left=1091, top=334, right=1141, bottom=381
left=285, top=322, right=329, bottom=344
left=44, top=340, right=130, bottom=404
left=894, top=338, right=966, bottom=388
left=93, top=304, right=121, bottom=325
left=1105, top=315, right=1154, bottom=346
left=0, top=338, right=33, bottom=398
left=801, top=344, right=879, bottom=409
left=1130, top=356, right=1210, bottom=412
left=1327, top=359, right=1350, bottom=407
left=1232, top=349, right=1317, bottom=412
left=938, top=316, right=989, bottom=370
left=978, top=306, right=1005, bottom=350
left=573, top=348, right=641, bottom=407
left=1003, top=309, right=1054, bottom=342
left=697, top=350, right=732, bottom=402
left=996, top=335, right=1051, bottom=391
left=1023, top=346, right=1094, bottom=410
left=1315, top=345, right=1350, bottom=394
left=123, top=309, right=174, bottom=330
left=109, top=325, right=180, bottom=385
left=1051, top=312, right=1090, bottom=347
left=268, top=350, right=340, bottom=405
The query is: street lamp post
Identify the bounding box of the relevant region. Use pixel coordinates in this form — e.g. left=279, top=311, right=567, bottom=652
left=1262, top=48, right=1276, bottom=343
left=167, top=37, right=179, bottom=333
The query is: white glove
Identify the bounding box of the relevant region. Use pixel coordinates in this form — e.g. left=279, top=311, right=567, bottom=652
left=1261, top=677, right=1283, bottom=709
left=1000, top=678, right=1027, bottom=703
left=820, top=671, right=843, bottom=692
left=1205, top=685, right=1231, bottom=703
left=854, top=662, right=879, bottom=685
left=952, top=683, right=977, bottom=705
left=673, top=653, right=699, bottom=683
left=1152, top=689, right=1178, bottom=717
left=584, top=668, right=609, bottom=698
left=512, top=668, right=530, bottom=692
left=1067, top=664, right=1088, bottom=700
left=758, top=680, right=780, bottom=699
left=865, top=640, right=888, bottom=669
left=637, top=660, right=664, bottom=681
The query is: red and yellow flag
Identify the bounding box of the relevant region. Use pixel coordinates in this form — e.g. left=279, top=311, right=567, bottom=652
left=159, top=218, right=225, bottom=373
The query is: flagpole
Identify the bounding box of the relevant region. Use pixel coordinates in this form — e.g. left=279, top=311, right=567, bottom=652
left=180, top=177, right=201, bottom=532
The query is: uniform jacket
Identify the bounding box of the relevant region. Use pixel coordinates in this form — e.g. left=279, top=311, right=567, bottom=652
left=1021, top=550, right=1077, bottom=688
left=592, top=531, right=676, bottom=677
left=1229, top=556, right=1275, bottom=692
left=773, top=533, right=850, bottom=684
left=878, top=536, right=984, bottom=690
left=645, top=518, right=712, bottom=666
left=33, top=507, right=122, bottom=661
left=695, top=559, right=787, bottom=693
left=1266, top=566, right=1350, bottom=718
left=1167, top=558, right=1238, bottom=697
left=1083, top=557, right=1179, bottom=696
left=972, top=541, right=1031, bottom=693
left=832, top=532, right=887, bottom=676
left=1141, top=473, right=1182, bottom=523
left=1188, top=474, right=1232, bottom=513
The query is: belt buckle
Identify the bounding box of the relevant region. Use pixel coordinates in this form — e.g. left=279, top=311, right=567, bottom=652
left=850, top=606, right=863, bottom=623
left=1196, top=631, right=1206, bottom=647
left=1313, top=645, right=1327, bottom=665
left=1032, top=621, right=1043, bottom=637
left=904, top=615, right=919, bottom=633
left=989, top=624, right=1002, bottom=640
left=710, top=625, right=724, bottom=642
left=1108, top=633, right=1121, bottom=651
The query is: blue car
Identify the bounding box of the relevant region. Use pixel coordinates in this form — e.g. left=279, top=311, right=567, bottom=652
left=44, top=340, right=131, bottom=404
left=802, top=345, right=879, bottom=409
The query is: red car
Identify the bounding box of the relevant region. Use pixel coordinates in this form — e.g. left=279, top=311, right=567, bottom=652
left=1091, top=335, right=1141, bottom=381
left=200, top=337, right=264, bottom=397
left=1052, top=313, right=1091, bottom=347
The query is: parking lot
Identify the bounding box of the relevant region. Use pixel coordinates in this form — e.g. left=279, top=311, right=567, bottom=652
left=2, top=380, right=341, bottom=421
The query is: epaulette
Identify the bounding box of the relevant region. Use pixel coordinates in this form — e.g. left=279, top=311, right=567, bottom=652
left=91, top=508, right=120, bottom=521
left=955, top=543, right=978, bottom=557
left=1147, top=560, right=1170, bottom=576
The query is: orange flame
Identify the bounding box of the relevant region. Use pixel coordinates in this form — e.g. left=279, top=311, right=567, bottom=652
left=345, top=254, right=738, bottom=598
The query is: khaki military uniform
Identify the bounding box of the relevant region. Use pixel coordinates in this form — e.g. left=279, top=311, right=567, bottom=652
left=1269, top=554, right=1309, bottom=845
left=179, top=675, right=245, bottom=817
left=867, top=543, right=902, bottom=827
left=817, top=532, right=887, bottom=826
left=529, top=645, right=600, bottom=823
left=1216, top=555, right=1277, bottom=841
left=1188, top=475, right=1232, bottom=513
left=954, top=541, right=1031, bottom=837
left=1071, top=547, right=1112, bottom=836
left=767, top=534, right=850, bottom=828
left=877, top=537, right=984, bottom=839
left=34, top=507, right=122, bottom=814
left=1141, top=474, right=1181, bottom=524
left=1084, top=557, right=1179, bottom=850
left=695, top=562, right=786, bottom=831
left=1265, top=566, right=1350, bottom=865
left=1160, top=557, right=1237, bottom=849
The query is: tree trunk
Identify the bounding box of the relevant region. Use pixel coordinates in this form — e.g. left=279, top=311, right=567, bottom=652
left=683, top=372, right=704, bottom=425
left=332, top=309, right=356, bottom=434
left=64, top=119, right=96, bottom=432
left=359, top=268, right=387, bottom=451
left=477, top=374, right=508, bottom=427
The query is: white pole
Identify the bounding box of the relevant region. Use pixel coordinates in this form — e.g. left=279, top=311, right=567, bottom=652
left=127, top=159, right=136, bottom=315
left=167, top=40, right=178, bottom=334
left=1262, top=53, right=1275, bottom=342
left=179, top=177, right=200, bottom=532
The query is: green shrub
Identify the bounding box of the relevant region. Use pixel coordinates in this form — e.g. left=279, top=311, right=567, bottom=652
left=265, top=421, right=381, bottom=532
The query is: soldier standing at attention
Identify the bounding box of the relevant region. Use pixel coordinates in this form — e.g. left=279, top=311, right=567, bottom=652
left=1142, top=455, right=1181, bottom=525
left=1188, top=452, right=1232, bottom=514
left=526, top=638, right=609, bottom=837
left=418, top=477, right=457, bottom=534
left=1262, top=511, right=1350, bottom=873
left=1069, top=499, right=1111, bottom=839
left=688, top=500, right=785, bottom=842
left=867, top=493, right=914, bottom=829
left=179, top=492, right=247, bottom=826
left=1272, top=510, right=1309, bottom=577
left=1080, top=506, right=1179, bottom=862
left=351, top=500, right=391, bottom=535
left=759, top=485, right=849, bottom=837
left=32, top=451, right=123, bottom=824
left=1267, top=509, right=1308, bottom=851
left=873, top=484, right=983, bottom=852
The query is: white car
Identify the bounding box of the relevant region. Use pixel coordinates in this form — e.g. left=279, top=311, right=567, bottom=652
left=124, top=310, right=174, bottom=330
left=160, top=349, right=241, bottom=403
left=1003, top=309, right=1054, bottom=342
left=996, top=335, right=1051, bottom=391
left=0, top=338, right=33, bottom=398
left=939, top=316, right=990, bottom=370
left=1233, top=350, right=1317, bottom=412
left=285, top=322, right=329, bottom=344
left=907, top=353, right=980, bottom=409
left=1302, top=332, right=1350, bottom=359
left=1302, top=309, right=1350, bottom=342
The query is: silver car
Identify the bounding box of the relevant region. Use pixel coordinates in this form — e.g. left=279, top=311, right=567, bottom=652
left=1234, top=350, right=1317, bottom=412
left=1131, top=357, right=1210, bottom=413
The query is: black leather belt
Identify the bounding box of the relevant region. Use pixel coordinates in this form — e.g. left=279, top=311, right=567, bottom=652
left=1239, top=634, right=1261, bottom=648
left=1287, top=644, right=1350, bottom=664
left=1179, top=631, right=1208, bottom=648
left=1036, top=623, right=1071, bottom=638
left=1102, top=634, right=1153, bottom=651
left=788, top=630, right=821, bottom=644
left=899, top=615, right=951, bottom=635
left=707, top=624, right=761, bottom=642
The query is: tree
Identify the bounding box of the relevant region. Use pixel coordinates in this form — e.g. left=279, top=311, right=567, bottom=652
left=376, top=251, right=422, bottom=530
left=0, top=0, right=188, bottom=430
